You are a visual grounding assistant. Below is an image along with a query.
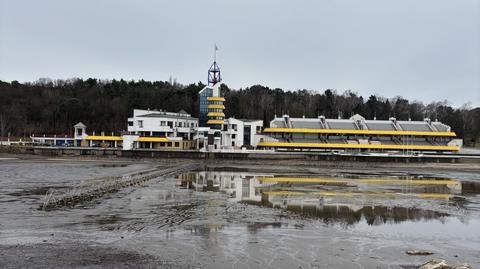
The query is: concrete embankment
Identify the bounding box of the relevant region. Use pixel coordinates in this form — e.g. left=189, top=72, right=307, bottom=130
left=1, top=145, right=479, bottom=163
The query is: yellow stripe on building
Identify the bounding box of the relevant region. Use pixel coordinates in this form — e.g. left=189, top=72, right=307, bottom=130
left=86, top=136, right=123, bottom=141
left=257, top=176, right=460, bottom=185
left=207, top=120, right=225, bottom=124
left=262, top=190, right=453, bottom=199
left=263, top=128, right=456, bottom=137
left=207, top=104, right=225, bottom=109
left=207, top=112, right=225, bottom=117
left=257, top=141, right=459, bottom=151
left=207, top=97, right=225, bottom=101
left=137, top=137, right=170, bottom=142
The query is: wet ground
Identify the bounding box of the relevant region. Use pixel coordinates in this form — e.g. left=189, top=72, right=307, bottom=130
left=0, top=155, right=479, bottom=268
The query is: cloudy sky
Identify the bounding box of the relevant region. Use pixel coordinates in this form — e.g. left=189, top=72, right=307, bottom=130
left=1, top=0, right=479, bottom=107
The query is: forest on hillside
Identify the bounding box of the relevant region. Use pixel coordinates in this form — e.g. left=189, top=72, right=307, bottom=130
left=0, top=78, right=479, bottom=146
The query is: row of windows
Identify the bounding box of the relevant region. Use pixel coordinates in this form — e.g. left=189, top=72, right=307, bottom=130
left=160, top=121, right=197, bottom=128
left=207, top=108, right=224, bottom=112
left=208, top=101, right=224, bottom=105
left=134, top=120, right=197, bottom=128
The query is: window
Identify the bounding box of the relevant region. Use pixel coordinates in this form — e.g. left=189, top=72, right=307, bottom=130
left=232, top=134, right=236, bottom=139
left=175, top=142, right=180, bottom=147
left=137, top=120, right=143, bottom=128
left=128, top=121, right=133, bottom=126
left=160, top=121, right=166, bottom=126
left=232, top=141, right=235, bottom=147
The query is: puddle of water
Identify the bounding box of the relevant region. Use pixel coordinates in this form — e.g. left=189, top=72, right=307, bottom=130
left=176, top=171, right=480, bottom=229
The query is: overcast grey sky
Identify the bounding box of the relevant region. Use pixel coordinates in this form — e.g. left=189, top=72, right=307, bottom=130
left=1, top=0, right=479, bottom=107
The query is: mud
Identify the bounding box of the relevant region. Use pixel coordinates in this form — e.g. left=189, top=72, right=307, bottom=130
left=0, top=154, right=479, bottom=268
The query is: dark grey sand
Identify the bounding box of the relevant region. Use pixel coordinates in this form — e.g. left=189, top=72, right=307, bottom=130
left=0, top=154, right=479, bottom=268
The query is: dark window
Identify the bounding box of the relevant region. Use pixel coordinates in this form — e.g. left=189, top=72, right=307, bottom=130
left=243, top=126, right=251, bottom=146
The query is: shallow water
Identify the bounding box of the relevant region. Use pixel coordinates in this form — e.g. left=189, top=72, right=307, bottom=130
left=176, top=171, right=480, bottom=239
left=1, top=158, right=479, bottom=268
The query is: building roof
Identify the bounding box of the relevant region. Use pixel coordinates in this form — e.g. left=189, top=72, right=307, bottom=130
left=397, top=121, right=432, bottom=131
left=237, top=118, right=262, bottom=123
left=74, top=122, right=86, bottom=128
left=432, top=122, right=449, bottom=132
left=139, top=113, right=197, bottom=120
left=269, top=114, right=452, bottom=134
left=325, top=119, right=358, bottom=130
left=291, top=119, right=324, bottom=129
left=364, top=120, right=396, bottom=131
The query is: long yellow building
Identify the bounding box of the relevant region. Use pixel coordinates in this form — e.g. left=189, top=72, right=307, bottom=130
left=258, top=114, right=461, bottom=152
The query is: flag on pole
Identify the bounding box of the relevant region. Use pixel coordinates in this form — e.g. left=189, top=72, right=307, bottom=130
left=215, top=44, right=219, bottom=51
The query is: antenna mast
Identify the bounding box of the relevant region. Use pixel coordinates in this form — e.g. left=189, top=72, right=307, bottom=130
left=208, top=44, right=221, bottom=86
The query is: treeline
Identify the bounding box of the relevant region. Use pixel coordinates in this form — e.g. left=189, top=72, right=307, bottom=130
left=0, top=78, right=479, bottom=146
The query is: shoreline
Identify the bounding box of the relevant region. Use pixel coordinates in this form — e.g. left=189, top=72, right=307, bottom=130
left=1, top=145, right=480, bottom=165
left=2, top=151, right=480, bottom=175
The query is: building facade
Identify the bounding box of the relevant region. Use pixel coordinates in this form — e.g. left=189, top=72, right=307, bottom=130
left=258, top=114, right=461, bottom=152
left=198, top=83, right=225, bottom=129
left=221, top=118, right=264, bottom=149
left=125, top=109, right=198, bottom=150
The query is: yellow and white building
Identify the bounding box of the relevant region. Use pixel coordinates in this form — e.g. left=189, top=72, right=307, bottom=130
left=258, top=114, right=462, bottom=152
left=124, top=109, right=198, bottom=150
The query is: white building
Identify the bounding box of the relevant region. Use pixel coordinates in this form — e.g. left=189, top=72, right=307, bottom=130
left=221, top=118, right=264, bottom=149
left=125, top=109, right=198, bottom=150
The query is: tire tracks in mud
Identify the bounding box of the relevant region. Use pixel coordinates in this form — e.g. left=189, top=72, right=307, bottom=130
left=118, top=202, right=201, bottom=232
left=39, top=163, right=200, bottom=211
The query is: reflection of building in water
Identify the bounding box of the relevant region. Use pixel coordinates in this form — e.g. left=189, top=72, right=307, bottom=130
left=177, top=171, right=470, bottom=226
left=276, top=203, right=449, bottom=226
left=177, top=171, right=274, bottom=202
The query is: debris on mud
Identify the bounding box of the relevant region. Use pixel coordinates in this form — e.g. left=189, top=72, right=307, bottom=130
left=417, top=259, right=473, bottom=269
left=407, top=250, right=434, bottom=256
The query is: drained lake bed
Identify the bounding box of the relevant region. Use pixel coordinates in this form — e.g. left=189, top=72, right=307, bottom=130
left=0, top=156, right=479, bottom=268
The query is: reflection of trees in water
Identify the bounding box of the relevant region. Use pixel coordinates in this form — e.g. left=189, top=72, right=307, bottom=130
left=267, top=203, right=449, bottom=227
left=461, top=182, right=480, bottom=195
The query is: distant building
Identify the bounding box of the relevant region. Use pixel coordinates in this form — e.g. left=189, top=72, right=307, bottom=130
left=198, top=83, right=225, bottom=128
left=221, top=118, right=264, bottom=149
left=259, top=114, right=461, bottom=152
left=125, top=109, right=198, bottom=150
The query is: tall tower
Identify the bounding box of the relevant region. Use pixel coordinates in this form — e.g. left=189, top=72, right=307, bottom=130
left=208, top=45, right=221, bottom=86
left=199, top=45, right=225, bottom=129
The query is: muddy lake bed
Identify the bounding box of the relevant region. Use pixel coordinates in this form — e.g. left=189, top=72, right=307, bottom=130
left=0, top=155, right=479, bottom=268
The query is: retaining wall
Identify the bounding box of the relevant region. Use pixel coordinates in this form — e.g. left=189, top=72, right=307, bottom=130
left=0, top=146, right=472, bottom=163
